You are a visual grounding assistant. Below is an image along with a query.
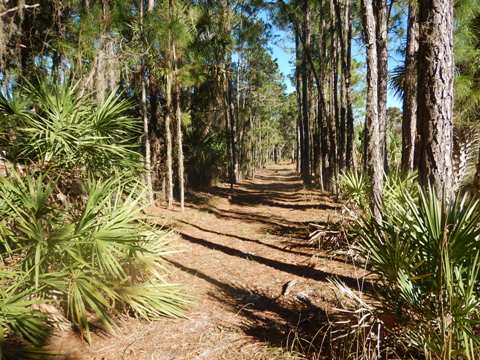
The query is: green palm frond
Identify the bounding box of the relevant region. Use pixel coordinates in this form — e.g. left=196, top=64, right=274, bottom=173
left=116, top=280, right=190, bottom=320
left=0, top=171, right=188, bottom=343
left=338, top=170, right=368, bottom=210
left=389, top=64, right=405, bottom=100
left=1, top=80, right=141, bottom=179
left=0, top=271, right=50, bottom=355
left=354, top=185, right=480, bottom=357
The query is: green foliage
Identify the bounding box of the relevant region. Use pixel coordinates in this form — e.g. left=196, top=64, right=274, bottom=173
left=339, top=169, right=418, bottom=217
left=0, top=273, right=49, bottom=349
left=185, top=130, right=227, bottom=186
left=353, top=186, right=480, bottom=358
left=0, top=80, right=188, bottom=354
left=0, top=174, right=189, bottom=347
left=0, top=80, right=141, bottom=179
left=338, top=170, right=368, bottom=210
left=382, top=170, right=418, bottom=214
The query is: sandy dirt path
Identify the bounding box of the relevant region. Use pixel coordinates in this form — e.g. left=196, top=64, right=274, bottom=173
left=51, top=164, right=365, bottom=360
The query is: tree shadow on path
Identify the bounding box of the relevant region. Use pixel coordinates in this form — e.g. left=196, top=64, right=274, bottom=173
left=166, top=259, right=335, bottom=358
left=176, top=231, right=372, bottom=293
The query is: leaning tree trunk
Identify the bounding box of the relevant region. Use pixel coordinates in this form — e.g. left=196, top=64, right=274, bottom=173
left=401, top=2, right=418, bottom=172
left=362, top=0, right=383, bottom=221
left=417, top=0, right=454, bottom=197
left=375, top=0, right=388, bottom=172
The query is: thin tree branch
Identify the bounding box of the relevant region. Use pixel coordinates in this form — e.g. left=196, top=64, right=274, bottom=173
left=0, top=4, right=40, bottom=17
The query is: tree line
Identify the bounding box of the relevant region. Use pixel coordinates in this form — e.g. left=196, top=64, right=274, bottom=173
left=0, top=0, right=296, bottom=210
left=282, top=0, right=480, bottom=220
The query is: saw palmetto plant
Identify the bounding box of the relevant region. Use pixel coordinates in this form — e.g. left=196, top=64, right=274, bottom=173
left=338, top=170, right=368, bottom=211
left=0, top=80, right=141, bottom=180
left=0, top=81, right=189, bottom=356
left=0, top=271, right=50, bottom=351
left=335, top=185, right=480, bottom=359
left=0, top=174, right=189, bottom=346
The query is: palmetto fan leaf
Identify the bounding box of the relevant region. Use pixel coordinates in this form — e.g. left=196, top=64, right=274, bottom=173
left=354, top=185, right=480, bottom=358
left=0, top=172, right=188, bottom=343
left=0, top=271, right=50, bottom=355
left=389, top=64, right=405, bottom=100
left=116, top=281, right=189, bottom=320
left=0, top=79, right=141, bottom=179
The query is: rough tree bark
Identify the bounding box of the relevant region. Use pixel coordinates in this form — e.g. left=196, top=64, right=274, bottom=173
left=334, top=0, right=353, bottom=172
left=171, top=0, right=184, bottom=210
left=474, top=151, right=480, bottom=190
left=417, top=0, right=454, bottom=197
left=140, top=0, right=154, bottom=205
left=345, top=2, right=355, bottom=169
left=327, top=0, right=338, bottom=192
left=228, top=71, right=239, bottom=184
left=401, top=1, right=418, bottom=172
left=362, top=0, right=383, bottom=221
left=165, top=72, right=174, bottom=208
left=375, top=0, right=388, bottom=172
left=318, top=4, right=330, bottom=189
left=301, top=0, right=311, bottom=185
left=295, top=31, right=303, bottom=175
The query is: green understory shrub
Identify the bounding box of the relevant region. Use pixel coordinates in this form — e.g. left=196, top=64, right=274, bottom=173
left=0, top=174, right=189, bottom=348
left=336, top=185, right=480, bottom=359
left=184, top=129, right=227, bottom=187
left=0, top=80, right=142, bottom=182
left=338, top=170, right=418, bottom=218
left=0, top=81, right=189, bottom=356
left=338, top=170, right=368, bottom=211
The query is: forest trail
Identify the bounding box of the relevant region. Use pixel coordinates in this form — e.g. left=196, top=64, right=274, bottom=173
left=54, top=164, right=365, bottom=360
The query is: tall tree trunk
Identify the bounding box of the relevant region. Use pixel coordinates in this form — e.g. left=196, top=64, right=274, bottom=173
left=141, top=70, right=154, bottom=204
left=333, top=0, right=347, bottom=172
left=140, top=0, right=154, bottom=205
left=148, top=0, right=155, bottom=11
left=149, top=80, right=162, bottom=192
left=328, top=0, right=338, bottom=191
left=224, top=67, right=236, bottom=186
left=345, top=3, right=355, bottom=170
left=417, top=0, right=454, bottom=196
left=362, top=0, right=383, bottom=221
left=318, top=4, right=330, bottom=189
left=401, top=2, right=418, bottom=172
left=301, top=0, right=311, bottom=185
left=296, top=118, right=301, bottom=173
left=375, top=0, right=388, bottom=172
left=165, top=72, right=174, bottom=208
left=228, top=72, right=239, bottom=182
left=236, top=62, right=242, bottom=180
left=333, top=32, right=342, bottom=175
left=295, top=30, right=302, bottom=174
left=172, top=19, right=184, bottom=210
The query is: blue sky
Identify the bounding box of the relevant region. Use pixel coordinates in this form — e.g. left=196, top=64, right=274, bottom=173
left=267, top=21, right=404, bottom=109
